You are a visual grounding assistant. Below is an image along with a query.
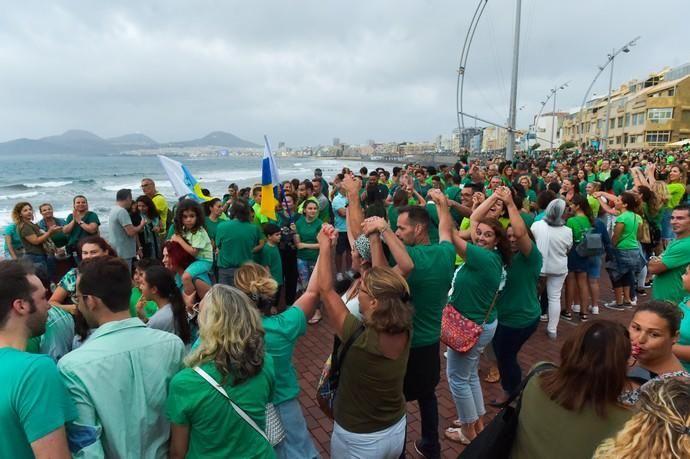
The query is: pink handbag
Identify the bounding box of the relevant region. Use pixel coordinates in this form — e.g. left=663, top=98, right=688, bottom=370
left=441, top=291, right=499, bottom=353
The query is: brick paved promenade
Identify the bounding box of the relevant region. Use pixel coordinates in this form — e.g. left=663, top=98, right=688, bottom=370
left=293, top=277, right=634, bottom=458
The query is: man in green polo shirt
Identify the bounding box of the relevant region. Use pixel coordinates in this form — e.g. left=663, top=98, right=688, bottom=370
left=651, top=204, right=690, bottom=304
left=0, top=260, right=76, bottom=459
left=383, top=192, right=456, bottom=458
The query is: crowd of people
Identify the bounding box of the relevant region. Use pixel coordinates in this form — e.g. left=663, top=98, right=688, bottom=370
left=2, top=149, right=690, bottom=458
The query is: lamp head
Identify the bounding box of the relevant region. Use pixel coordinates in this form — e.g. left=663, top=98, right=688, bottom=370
left=622, top=46, right=630, bottom=53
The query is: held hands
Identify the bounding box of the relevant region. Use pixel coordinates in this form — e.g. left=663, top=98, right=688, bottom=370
left=341, top=174, right=361, bottom=197
left=494, top=186, right=514, bottom=206
left=427, top=188, right=447, bottom=207
left=361, top=216, right=388, bottom=236
left=317, top=224, right=338, bottom=247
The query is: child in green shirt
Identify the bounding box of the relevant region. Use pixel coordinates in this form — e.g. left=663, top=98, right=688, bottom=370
left=259, top=223, right=284, bottom=310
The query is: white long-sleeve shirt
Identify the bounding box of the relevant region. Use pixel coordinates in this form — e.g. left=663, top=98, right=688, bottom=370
left=531, top=220, right=573, bottom=276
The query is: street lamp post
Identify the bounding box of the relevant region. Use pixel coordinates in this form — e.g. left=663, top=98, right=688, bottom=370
left=579, top=36, right=640, bottom=152
left=532, top=82, right=568, bottom=154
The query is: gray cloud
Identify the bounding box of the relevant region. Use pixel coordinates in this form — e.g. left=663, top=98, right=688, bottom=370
left=0, top=0, right=688, bottom=146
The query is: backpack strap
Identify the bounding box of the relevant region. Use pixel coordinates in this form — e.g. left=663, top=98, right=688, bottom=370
left=331, top=325, right=366, bottom=376
left=493, top=361, right=557, bottom=409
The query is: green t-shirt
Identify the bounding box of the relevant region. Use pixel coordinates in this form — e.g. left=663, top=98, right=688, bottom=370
left=387, top=205, right=399, bottom=232
left=262, top=307, right=306, bottom=404
left=183, top=228, right=213, bottom=262
left=652, top=236, right=690, bottom=304
left=448, top=243, right=504, bottom=324
left=526, top=188, right=537, bottom=203
left=678, top=299, right=690, bottom=372
left=295, top=217, right=323, bottom=261
left=165, top=358, right=275, bottom=459
left=614, top=211, right=641, bottom=250
left=424, top=202, right=440, bottom=244
left=129, top=288, right=159, bottom=319
left=566, top=215, right=592, bottom=243
left=405, top=241, right=457, bottom=348
left=257, top=243, right=283, bottom=285
left=587, top=195, right=601, bottom=218
left=496, top=243, right=542, bottom=328
left=0, top=348, right=77, bottom=459
left=204, top=218, right=222, bottom=243
left=215, top=219, right=261, bottom=269
left=520, top=212, right=535, bottom=230
left=667, top=182, right=685, bottom=209
left=65, top=211, right=100, bottom=247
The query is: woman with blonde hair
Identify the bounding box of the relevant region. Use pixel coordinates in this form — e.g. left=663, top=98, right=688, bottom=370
left=234, top=262, right=321, bottom=459
left=166, top=284, right=276, bottom=459
left=594, top=377, right=690, bottom=459
left=317, top=224, right=413, bottom=459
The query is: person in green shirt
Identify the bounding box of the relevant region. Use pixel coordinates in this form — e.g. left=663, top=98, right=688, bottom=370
left=295, top=201, right=322, bottom=319
left=61, top=195, right=100, bottom=257
left=442, top=187, right=512, bottom=445
left=380, top=191, right=456, bottom=458
left=491, top=187, right=543, bottom=397
left=234, top=262, right=320, bottom=459
left=215, top=200, right=264, bottom=287
left=650, top=204, right=690, bottom=304
left=0, top=260, right=76, bottom=459
left=166, top=284, right=276, bottom=459
left=598, top=191, right=643, bottom=308
left=257, top=224, right=284, bottom=302
left=662, top=164, right=688, bottom=247
left=564, top=195, right=594, bottom=321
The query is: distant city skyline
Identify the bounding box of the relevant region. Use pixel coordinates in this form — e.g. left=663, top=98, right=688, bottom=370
left=1, top=1, right=688, bottom=146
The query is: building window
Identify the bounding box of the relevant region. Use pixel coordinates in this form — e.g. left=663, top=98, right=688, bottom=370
left=648, top=108, right=673, bottom=123
left=617, top=117, right=623, bottom=128
left=625, top=113, right=630, bottom=127
left=668, top=87, right=675, bottom=96
left=629, top=135, right=637, bottom=144
left=645, top=131, right=671, bottom=144
left=610, top=119, right=615, bottom=129
left=615, top=136, right=622, bottom=144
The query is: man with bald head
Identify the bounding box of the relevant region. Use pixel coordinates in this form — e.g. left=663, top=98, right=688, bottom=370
left=140, top=178, right=169, bottom=235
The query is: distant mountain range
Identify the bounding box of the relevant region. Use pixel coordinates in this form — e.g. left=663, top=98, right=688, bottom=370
left=0, top=129, right=261, bottom=155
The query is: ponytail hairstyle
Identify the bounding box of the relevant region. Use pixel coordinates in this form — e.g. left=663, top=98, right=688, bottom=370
left=143, top=266, right=191, bottom=344
left=233, top=262, right=279, bottom=315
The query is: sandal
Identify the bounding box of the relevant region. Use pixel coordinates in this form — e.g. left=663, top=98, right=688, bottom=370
left=308, top=310, right=322, bottom=324
left=444, top=427, right=472, bottom=445
left=484, top=366, right=501, bottom=383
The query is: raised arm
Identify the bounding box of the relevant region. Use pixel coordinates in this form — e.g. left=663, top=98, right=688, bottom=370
left=469, top=191, right=500, bottom=240
left=362, top=217, right=414, bottom=277
left=294, top=251, right=321, bottom=319
left=316, top=224, right=348, bottom=337
left=496, top=186, right=532, bottom=256
left=427, top=189, right=452, bottom=243
left=342, top=174, right=364, bottom=242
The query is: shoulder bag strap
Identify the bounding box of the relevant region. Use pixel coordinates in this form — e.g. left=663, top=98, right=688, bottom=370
left=332, top=325, right=366, bottom=371
left=193, top=366, right=269, bottom=443
left=480, top=289, right=501, bottom=326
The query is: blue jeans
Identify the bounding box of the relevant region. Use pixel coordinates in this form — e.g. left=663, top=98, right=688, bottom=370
left=274, top=398, right=320, bottom=459
left=492, top=319, right=539, bottom=396
left=446, top=319, right=498, bottom=424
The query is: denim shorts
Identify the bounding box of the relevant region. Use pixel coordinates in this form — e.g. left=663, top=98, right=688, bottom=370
left=567, top=249, right=589, bottom=273
left=586, top=254, right=603, bottom=279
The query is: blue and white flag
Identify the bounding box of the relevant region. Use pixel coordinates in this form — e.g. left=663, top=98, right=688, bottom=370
left=158, top=155, right=211, bottom=202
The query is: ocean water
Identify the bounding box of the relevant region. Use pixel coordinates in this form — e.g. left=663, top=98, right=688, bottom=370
left=0, top=152, right=393, bottom=255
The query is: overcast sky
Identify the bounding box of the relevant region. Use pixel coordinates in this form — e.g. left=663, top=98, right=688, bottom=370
left=1, top=0, right=688, bottom=147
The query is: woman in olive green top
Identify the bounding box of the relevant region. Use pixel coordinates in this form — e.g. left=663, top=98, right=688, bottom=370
left=563, top=195, right=594, bottom=321
left=166, top=285, right=276, bottom=459
left=512, top=320, right=633, bottom=459
left=317, top=224, right=413, bottom=459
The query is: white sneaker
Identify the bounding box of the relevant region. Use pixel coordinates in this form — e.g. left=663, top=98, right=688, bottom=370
left=629, top=298, right=637, bottom=306
left=572, top=304, right=581, bottom=313
left=540, top=314, right=548, bottom=322
left=547, top=331, right=557, bottom=340
left=589, top=305, right=599, bottom=315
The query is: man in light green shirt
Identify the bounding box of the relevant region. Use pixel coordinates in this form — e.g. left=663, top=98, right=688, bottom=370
left=650, top=204, right=690, bottom=304
left=0, top=260, right=76, bottom=459
left=59, top=257, right=185, bottom=459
